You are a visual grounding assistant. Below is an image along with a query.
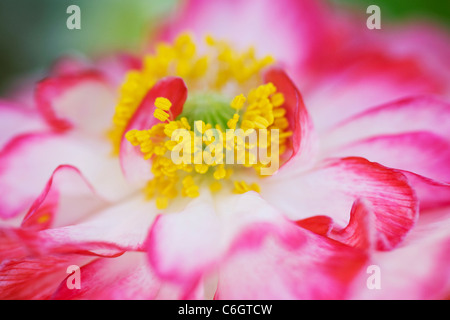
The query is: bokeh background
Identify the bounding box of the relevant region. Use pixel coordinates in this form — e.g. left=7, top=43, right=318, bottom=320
left=0, top=0, right=448, bottom=93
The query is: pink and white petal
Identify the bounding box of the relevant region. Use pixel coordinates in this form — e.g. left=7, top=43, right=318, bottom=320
left=307, top=53, right=444, bottom=132
left=402, top=173, right=450, bottom=211
left=50, top=53, right=141, bottom=87
left=0, top=227, right=130, bottom=299
left=35, top=71, right=117, bottom=137
left=262, top=157, right=418, bottom=250
left=146, top=191, right=222, bottom=289
left=120, top=77, right=187, bottom=184
left=322, top=96, right=450, bottom=151
left=39, top=194, right=157, bottom=252
left=325, top=132, right=450, bottom=183
left=350, top=205, right=450, bottom=299
left=297, top=199, right=377, bottom=251
left=0, top=225, right=127, bottom=262
left=329, top=199, right=377, bottom=251
left=146, top=192, right=287, bottom=289
left=0, top=251, right=93, bottom=300
left=372, top=24, right=450, bottom=96
left=0, top=133, right=132, bottom=220
left=146, top=191, right=367, bottom=298
left=215, top=214, right=367, bottom=299
left=52, top=252, right=202, bottom=300
left=0, top=101, right=47, bottom=149
left=96, top=53, right=142, bottom=87
left=158, top=0, right=344, bottom=77
left=20, top=165, right=108, bottom=231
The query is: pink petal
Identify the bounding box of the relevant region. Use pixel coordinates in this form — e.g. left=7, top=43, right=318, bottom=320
left=402, top=173, right=450, bottom=211
left=307, top=53, right=444, bottom=132
left=0, top=251, right=93, bottom=300
left=350, top=205, right=450, bottom=299
left=20, top=165, right=108, bottom=231
left=0, top=133, right=131, bottom=219
left=157, top=0, right=342, bottom=78
left=297, top=199, right=377, bottom=251
left=215, top=216, right=367, bottom=299
left=295, top=215, right=333, bottom=237
left=51, top=252, right=201, bottom=300
left=0, top=101, right=47, bottom=150
left=322, top=96, right=450, bottom=151
left=119, top=77, right=187, bottom=184
left=329, top=199, right=377, bottom=251
left=146, top=191, right=367, bottom=298
left=35, top=71, right=117, bottom=136
left=370, top=24, right=450, bottom=97
left=40, top=194, right=157, bottom=252
left=325, top=132, right=450, bottom=183
left=262, top=157, right=418, bottom=250
left=0, top=227, right=127, bottom=299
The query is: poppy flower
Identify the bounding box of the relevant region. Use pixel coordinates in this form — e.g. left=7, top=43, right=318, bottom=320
left=0, top=0, right=449, bottom=300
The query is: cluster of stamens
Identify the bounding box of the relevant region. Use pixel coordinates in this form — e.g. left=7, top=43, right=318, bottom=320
left=109, top=33, right=292, bottom=209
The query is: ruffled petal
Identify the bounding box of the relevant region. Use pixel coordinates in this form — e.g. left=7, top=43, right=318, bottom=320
left=18, top=165, right=107, bottom=230
left=146, top=191, right=367, bottom=299
left=262, top=157, right=418, bottom=250
left=40, top=194, right=157, bottom=252
left=325, top=132, right=450, bottom=183
left=402, top=173, right=450, bottom=211
left=0, top=101, right=47, bottom=150
left=0, top=133, right=131, bottom=219
left=51, top=252, right=202, bottom=300
left=350, top=205, right=450, bottom=299
left=35, top=71, right=117, bottom=136
left=215, top=205, right=368, bottom=299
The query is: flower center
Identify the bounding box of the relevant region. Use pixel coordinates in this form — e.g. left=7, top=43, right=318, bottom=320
left=110, top=33, right=293, bottom=209
left=179, top=92, right=235, bottom=129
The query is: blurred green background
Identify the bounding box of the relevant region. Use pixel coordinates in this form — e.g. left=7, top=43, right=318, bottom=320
left=0, top=0, right=448, bottom=93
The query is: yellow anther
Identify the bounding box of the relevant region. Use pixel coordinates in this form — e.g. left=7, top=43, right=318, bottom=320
left=233, top=181, right=247, bottom=194
left=156, top=196, right=169, bottom=210
left=241, top=120, right=255, bottom=130
left=253, top=116, right=270, bottom=129
left=227, top=114, right=240, bottom=130
left=181, top=175, right=200, bottom=198
left=231, top=94, right=246, bottom=110
left=195, top=120, right=207, bottom=134
left=154, top=108, right=170, bottom=122
left=125, top=130, right=139, bottom=146
left=155, top=97, right=172, bottom=111
left=233, top=181, right=261, bottom=194
left=195, top=163, right=209, bottom=174
left=271, top=93, right=285, bottom=107
left=213, top=164, right=227, bottom=180
left=273, top=107, right=286, bottom=118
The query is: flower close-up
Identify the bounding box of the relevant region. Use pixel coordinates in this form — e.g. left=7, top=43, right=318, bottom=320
left=0, top=0, right=449, bottom=300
